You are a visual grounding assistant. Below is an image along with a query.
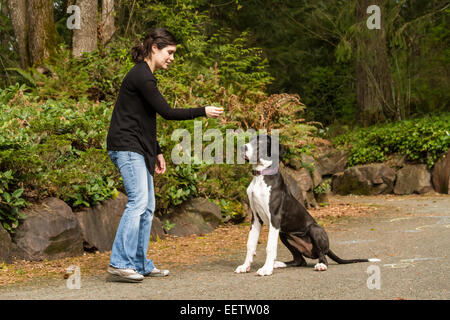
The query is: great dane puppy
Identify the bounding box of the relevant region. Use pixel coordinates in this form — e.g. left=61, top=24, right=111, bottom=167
left=235, top=134, right=380, bottom=276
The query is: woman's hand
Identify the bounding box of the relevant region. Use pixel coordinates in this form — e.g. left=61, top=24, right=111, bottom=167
left=205, top=106, right=224, bottom=118
left=155, top=154, right=166, bottom=174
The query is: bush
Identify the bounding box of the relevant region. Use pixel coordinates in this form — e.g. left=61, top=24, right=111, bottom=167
left=333, top=114, right=450, bottom=167
left=156, top=160, right=206, bottom=212
left=0, top=170, right=27, bottom=233
left=0, top=84, right=119, bottom=229
left=6, top=41, right=134, bottom=103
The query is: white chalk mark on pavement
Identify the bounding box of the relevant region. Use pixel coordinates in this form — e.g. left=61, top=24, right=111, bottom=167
left=383, top=257, right=444, bottom=269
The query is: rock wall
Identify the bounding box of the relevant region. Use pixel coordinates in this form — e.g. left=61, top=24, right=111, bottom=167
left=1, top=193, right=221, bottom=263
left=283, top=148, right=448, bottom=198
left=0, top=226, right=13, bottom=264
left=12, top=197, right=84, bottom=261
left=432, top=150, right=450, bottom=194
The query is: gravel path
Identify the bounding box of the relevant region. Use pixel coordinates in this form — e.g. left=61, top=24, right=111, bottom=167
left=0, top=194, right=449, bottom=300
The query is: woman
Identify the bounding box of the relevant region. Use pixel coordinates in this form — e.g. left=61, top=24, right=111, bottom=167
left=106, top=28, right=223, bottom=282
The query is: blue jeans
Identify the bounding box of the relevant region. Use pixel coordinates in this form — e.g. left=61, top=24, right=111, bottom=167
left=107, top=150, right=155, bottom=275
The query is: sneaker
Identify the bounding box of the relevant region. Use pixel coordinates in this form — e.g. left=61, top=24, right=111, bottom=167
left=107, top=266, right=144, bottom=283
left=144, top=268, right=170, bottom=277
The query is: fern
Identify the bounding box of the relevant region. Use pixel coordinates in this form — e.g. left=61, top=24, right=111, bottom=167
left=6, top=68, right=36, bottom=87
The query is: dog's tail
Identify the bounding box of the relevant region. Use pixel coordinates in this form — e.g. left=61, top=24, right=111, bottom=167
left=327, top=249, right=380, bottom=264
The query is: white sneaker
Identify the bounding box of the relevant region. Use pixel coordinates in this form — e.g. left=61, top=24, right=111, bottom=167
left=107, top=266, right=144, bottom=283
left=144, top=268, right=170, bottom=277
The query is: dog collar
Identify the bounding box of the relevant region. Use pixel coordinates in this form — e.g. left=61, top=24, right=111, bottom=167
left=252, top=166, right=279, bottom=176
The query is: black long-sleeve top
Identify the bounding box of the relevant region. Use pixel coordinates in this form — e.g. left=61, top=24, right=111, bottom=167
left=107, top=61, right=206, bottom=175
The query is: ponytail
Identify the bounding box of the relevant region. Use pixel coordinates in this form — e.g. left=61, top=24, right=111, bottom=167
left=131, top=43, right=146, bottom=64
left=131, top=28, right=177, bottom=64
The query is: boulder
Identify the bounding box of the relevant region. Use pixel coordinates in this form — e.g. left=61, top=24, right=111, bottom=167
left=13, top=198, right=84, bottom=261
left=281, top=165, right=318, bottom=208
left=332, top=163, right=396, bottom=195
left=314, top=150, right=348, bottom=176
left=432, top=149, right=450, bottom=194
left=315, top=192, right=330, bottom=205
left=75, top=192, right=167, bottom=251
left=283, top=166, right=313, bottom=193
left=305, top=191, right=319, bottom=209
left=161, top=198, right=222, bottom=237
left=280, top=166, right=305, bottom=205
left=394, top=164, right=433, bottom=195
left=0, top=226, right=13, bottom=264
left=150, top=216, right=166, bottom=241
left=302, top=155, right=322, bottom=188
left=288, top=158, right=302, bottom=170
left=74, top=192, right=126, bottom=252
left=384, top=154, right=407, bottom=169
left=287, top=155, right=322, bottom=188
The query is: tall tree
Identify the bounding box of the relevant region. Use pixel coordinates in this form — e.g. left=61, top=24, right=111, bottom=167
left=101, top=0, right=115, bottom=45
left=0, top=0, right=14, bottom=86
left=7, top=0, right=57, bottom=67
left=72, top=0, right=98, bottom=57
left=27, top=0, right=58, bottom=65
left=355, top=0, right=396, bottom=126
left=6, top=0, right=28, bottom=67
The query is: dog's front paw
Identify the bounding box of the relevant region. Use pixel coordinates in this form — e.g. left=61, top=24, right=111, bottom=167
left=235, top=264, right=251, bottom=273
left=274, top=261, right=287, bottom=269
left=256, top=265, right=273, bottom=276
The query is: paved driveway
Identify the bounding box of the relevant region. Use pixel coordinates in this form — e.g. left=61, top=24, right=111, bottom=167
left=0, top=195, right=449, bottom=300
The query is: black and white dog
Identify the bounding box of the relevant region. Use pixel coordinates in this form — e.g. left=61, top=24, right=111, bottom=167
left=235, top=134, right=380, bottom=276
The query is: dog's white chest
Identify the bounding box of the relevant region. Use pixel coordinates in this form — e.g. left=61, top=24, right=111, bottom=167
left=247, top=176, right=271, bottom=225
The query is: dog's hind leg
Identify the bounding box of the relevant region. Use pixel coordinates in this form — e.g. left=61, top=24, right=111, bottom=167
left=279, top=233, right=307, bottom=267
left=314, top=254, right=329, bottom=271
left=309, top=224, right=330, bottom=271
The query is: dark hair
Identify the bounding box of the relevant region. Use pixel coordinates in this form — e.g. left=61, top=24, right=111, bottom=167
left=131, top=28, right=177, bottom=64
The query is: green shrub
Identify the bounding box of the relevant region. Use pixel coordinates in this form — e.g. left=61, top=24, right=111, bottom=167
left=0, top=85, right=118, bottom=211
left=314, top=179, right=331, bottom=194
left=6, top=42, right=134, bottom=103
left=204, top=28, right=274, bottom=93
left=156, top=160, right=206, bottom=212
left=0, top=170, right=27, bottom=233
left=64, top=177, right=118, bottom=209
left=214, top=199, right=246, bottom=223
left=333, top=114, right=450, bottom=167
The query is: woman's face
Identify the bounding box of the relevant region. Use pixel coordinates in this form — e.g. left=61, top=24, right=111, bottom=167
left=151, top=44, right=176, bottom=70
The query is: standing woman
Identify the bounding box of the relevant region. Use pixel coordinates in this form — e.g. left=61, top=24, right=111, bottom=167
left=106, top=28, right=223, bottom=282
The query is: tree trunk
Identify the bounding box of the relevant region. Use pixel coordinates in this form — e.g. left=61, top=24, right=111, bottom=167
left=6, top=0, right=28, bottom=68
left=1, top=0, right=11, bottom=51
left=101, top=0, right=115, bottom=45
left=72, top=0, right=98, bottom=58
left=7, top=0, right=57, bottom=67
left=356, top=0, right=396, bottom=126
left=27, top=0, right=58, bottom=66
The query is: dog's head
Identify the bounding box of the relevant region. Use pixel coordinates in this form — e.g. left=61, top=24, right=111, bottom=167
left=242, top=134, right=285, bottom=168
